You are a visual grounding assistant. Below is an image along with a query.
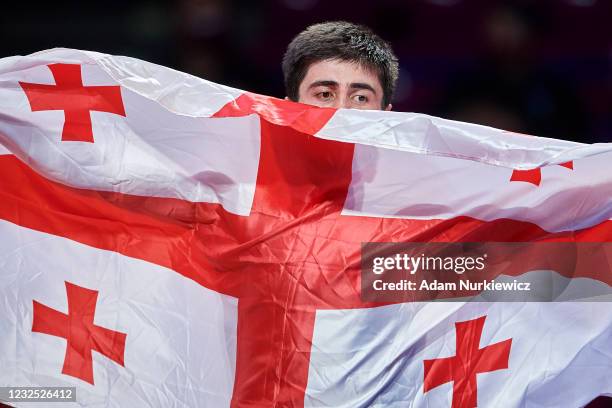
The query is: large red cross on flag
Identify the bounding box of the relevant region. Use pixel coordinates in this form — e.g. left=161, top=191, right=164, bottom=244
left=0, top=48, right=611, bottom=408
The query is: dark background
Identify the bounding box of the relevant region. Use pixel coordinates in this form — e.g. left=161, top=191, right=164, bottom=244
left=0, top=1, right=611, bottom=406
left=1, top=0, right=610, bottom=143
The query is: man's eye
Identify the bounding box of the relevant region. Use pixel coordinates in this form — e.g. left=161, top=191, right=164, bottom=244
left=317, top=91, right=333, bottom=100
left=353, top=95, right=368, bottom=103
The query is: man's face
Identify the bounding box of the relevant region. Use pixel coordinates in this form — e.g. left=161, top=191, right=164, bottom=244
left=297, top=59, right=391, bottom=111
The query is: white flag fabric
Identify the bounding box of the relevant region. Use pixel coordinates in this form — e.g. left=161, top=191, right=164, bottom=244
left=306, top=300, right=612, bottom=407
left=0, top=218, right=237, bottom=407
left=0, top=48, right=257, bottom=215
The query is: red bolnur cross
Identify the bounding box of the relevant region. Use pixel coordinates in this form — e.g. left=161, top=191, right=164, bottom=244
left=423, top=316, right=512, bottom=408
left=19, top=64, right=125, bottom=143
left=510, top=161, right=573, bottom=186
left=1, top=93, right=609, bottom=405
left=32, top=281, right=127, bottom=385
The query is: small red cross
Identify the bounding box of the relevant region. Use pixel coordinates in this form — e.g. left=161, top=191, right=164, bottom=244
left=19, top=63, right=126, bottom=143
left=32, top=281, right=127, bottom=385
left=510, top=161, right=573, bottom=186
left=423, top=315, right=512, bottom=408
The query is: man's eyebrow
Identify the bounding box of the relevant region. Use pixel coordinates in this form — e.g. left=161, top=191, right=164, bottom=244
left=308, top=80, right=339, bottom=89
left=349, top=83, right=377, bottom=93
left=307, top=80, right=377, bottom=94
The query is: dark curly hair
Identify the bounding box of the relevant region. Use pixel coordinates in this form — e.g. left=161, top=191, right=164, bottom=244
left=282, top=21, right=399, bottom=108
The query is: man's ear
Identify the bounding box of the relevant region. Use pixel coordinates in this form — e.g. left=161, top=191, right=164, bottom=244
left=385, top=104, right=393, bottom=111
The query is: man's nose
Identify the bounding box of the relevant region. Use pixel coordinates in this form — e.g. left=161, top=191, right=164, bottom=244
left=336, top=95, right=352, bottom=109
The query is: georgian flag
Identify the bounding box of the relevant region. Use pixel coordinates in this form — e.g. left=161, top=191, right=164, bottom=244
left=0, top=48, right=611, bottom=407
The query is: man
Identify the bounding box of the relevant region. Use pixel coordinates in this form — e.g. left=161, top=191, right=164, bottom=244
left=282, top=21, right=398, bottom=111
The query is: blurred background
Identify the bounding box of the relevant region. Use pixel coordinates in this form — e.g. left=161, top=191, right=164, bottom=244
left=1, top=0, right=610, bottom=143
